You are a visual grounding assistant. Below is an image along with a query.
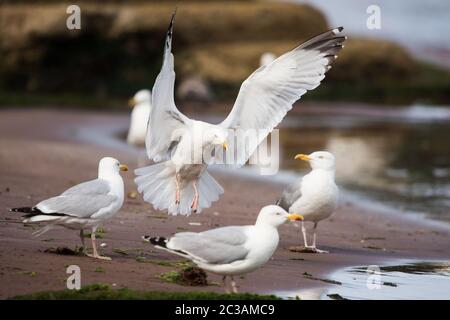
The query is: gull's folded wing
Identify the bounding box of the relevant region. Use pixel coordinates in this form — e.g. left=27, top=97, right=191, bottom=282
left=220, top=27, right=346, bottom=166
left=36, top=179, right=116, bottom=218
left=62, top=179, right=110, bottom=196
left=167, top=226, right=250, bottom=264
left=277, top=177, right=303, bottom=211
left=145, top=10, right=192, bottom=162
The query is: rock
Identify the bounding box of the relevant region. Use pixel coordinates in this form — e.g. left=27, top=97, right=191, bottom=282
left=44, top=246, right=84, bottom=256
left=127, top=191, right=138, bottom=199
left=289, top=246, right=319, bottom=253
left=180, top=267, right=208, bottom=286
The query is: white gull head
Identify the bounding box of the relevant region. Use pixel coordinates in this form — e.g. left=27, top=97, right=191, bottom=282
left=132, top=89, right=151, bottom=106
left=256, top=205, right=303, bottom=227
left=98, top=157, right=128, bottom=179
left=296, top=151, right=335, bottom=171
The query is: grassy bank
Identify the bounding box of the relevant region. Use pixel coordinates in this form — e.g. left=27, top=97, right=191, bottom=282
left=0, top=0, right=449, bottom=106
left=0, top=1, right=326, bottom=96
left=11, top=283, right=281, bottom=300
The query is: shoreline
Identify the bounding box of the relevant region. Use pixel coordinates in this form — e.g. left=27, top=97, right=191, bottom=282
left=70, top=103, right=450, bottom=232
left=1, top=108, right=450, bottom=299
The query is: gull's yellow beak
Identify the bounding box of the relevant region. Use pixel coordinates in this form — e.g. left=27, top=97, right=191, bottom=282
left=128, top=98, right=136, bottom=108
left=294, top=154, right=312, bottom=162
left=222, top=142, right=228, bottom=150
left=119, top=164, right=129, bottom=172
left=287, top=213, right=304, bottom=221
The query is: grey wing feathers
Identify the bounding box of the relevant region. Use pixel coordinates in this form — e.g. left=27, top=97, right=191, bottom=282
left=36, top=179, right=116, bottom=218
left=62, top=179, right=111, bottom=195
left=168, top=226, right=249, bottom=264
left=219, top=27, right=346, bottom=167
left=277, top=178, right=302, bottom=211
left=145, top=10, right=191, bottom=162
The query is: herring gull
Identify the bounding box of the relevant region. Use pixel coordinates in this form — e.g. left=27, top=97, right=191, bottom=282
left=10, top=157, right=128, bottom=260
left=143, top=205, right=303, bottom=293
left=127, top=89, right=152, bottom=146
left=135, top=10, right=346, bottom=215
left=277, top=151, right=338, bottom=253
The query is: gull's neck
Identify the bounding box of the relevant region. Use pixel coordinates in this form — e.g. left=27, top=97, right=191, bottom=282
left=136, top=101, right=151, bottom=109
left=98, top=170, right=124, bottom=200
left=309, top=167, right=335, bottom=179
left=98, top=169, right=119, bottom=181
left=254, top=219, right=279, bottom=230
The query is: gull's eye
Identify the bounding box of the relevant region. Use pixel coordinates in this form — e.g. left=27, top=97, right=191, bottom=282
left=318, top=156, right=324, bottom=159
left=276, top=212, right=281, bottom=216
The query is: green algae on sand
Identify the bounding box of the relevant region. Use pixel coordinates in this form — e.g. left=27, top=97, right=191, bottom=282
left=11, top=284, right=280, bottom=300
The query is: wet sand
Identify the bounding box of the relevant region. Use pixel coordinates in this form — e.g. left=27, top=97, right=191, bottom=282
left=1, top=108, right=450, bottom=299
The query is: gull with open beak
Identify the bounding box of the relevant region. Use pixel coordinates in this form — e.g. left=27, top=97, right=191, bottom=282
left=277, top=151, right=338, bottom=253
left=144, top=205, right=303, bottom=293
left=10, top=157, right=128, bottom=260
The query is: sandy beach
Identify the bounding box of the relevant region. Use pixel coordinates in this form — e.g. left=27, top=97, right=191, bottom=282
left=1, top=108, right=450, bottom=299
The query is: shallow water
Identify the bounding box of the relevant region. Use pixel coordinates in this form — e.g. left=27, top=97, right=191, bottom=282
left=74, top=104, right=450, bottom=224
left=324, top=261, right=450, bottom=300
left=274, top=260, right=450, bottom=300
left=279, top=105, right=450, bottom=222
left=293, top=0, right=450, bottom=66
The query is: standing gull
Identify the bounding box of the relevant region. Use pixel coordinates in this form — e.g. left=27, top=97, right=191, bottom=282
left=10, top=157, right=128, bottom=260
left=135, top=11, right=346, bottom=215
left=143, top=205, right=303, bottom=293
left=277, top=151, right=338, bottom=253
left=127, top=89, right=152, bottom=146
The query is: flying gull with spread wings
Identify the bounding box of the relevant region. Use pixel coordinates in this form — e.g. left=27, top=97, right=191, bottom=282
left=135, top=11, right=346, bottom=215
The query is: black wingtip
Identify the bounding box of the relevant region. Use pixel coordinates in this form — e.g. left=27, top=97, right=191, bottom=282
left=143, top=236, right=168, bottom=248
left=168, top=8, right=177, bottom=36
left=10, top=207, right=34, bottom=214
left=164, top=8, right=177, bottom=51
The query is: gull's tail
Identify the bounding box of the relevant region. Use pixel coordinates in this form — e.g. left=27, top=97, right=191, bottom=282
left=10, top=207, right=60, bottom=223
left=134, top=161, right=224, bottom=216
left=142, top=235, right=192, bottom=260
left=10, top=207, right=59, bottom=236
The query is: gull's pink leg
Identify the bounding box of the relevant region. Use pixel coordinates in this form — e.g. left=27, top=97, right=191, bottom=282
left=175, top=174, right=180, bottom=205
left=190, top=180, right=199, bottom=213
left=87, top=228, right=111, bottom=260
left=222, top=275, right=231, bottom=294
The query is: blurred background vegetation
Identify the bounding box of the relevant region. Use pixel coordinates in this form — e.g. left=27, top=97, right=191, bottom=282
left=1, top=0, right=449, bottom=107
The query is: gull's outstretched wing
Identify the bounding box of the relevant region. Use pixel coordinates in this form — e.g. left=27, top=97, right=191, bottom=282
left=145, top=10, right=192, bottom=162
left=167, top=226, right=250, bottom=264
left=35, top=179, right=117, bottom=218
left=221, top=28, right=346, bottom=166
left=276, top=177, right=303, bottom=211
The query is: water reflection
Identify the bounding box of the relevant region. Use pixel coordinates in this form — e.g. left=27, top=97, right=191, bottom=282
left=280, top=105, right=450, bottom=221
left=76, top=103, right=450, bottom=222
left=274, top=260, right=450, bottom=300
left=325, top=261, right=450, bottom=300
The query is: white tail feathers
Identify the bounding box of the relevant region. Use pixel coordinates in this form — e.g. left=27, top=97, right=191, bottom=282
left=23, top=215, right=60, bottom=223
left=135, top=161, right=224, bottom=215
left=32, top=224, right=55, bottom=237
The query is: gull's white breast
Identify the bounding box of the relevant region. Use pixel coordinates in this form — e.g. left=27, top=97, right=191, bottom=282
left=91, top=176, right=124, bottom=220
left=291, top=170, right=338, bottom=222
left=128, top=103, right=151, bottom=145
